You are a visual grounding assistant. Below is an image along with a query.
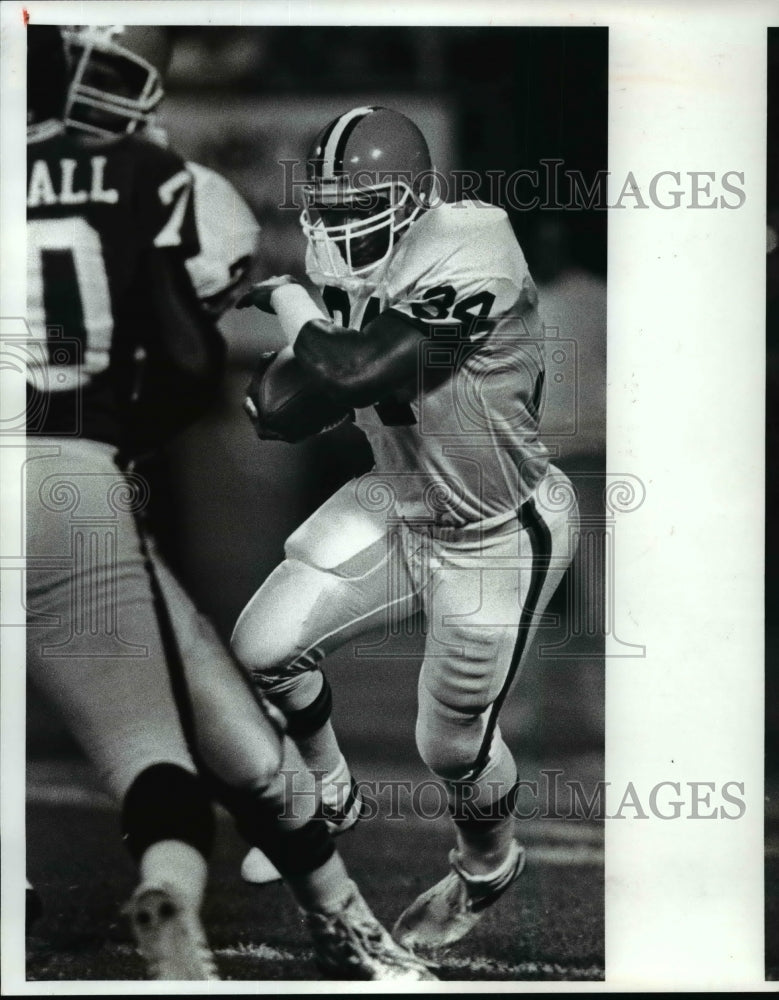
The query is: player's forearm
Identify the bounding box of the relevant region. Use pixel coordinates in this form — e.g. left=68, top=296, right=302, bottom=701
left=263, top=280, right=424, bottom=406
left=293, top=319, right=379, bottom=406
left=265, top=283, right=376, bottom=402
left=294, top=318, right=422, bottom=407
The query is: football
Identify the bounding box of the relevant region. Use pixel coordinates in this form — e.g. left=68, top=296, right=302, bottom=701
left=247, top=346, right=351, bottom=443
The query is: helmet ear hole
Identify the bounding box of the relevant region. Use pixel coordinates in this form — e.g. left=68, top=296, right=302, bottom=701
left=412, top=169, right=438, bottom=210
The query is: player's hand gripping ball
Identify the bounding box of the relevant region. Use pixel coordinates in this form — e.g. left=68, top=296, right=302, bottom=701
left=236, top=275, right=298, bottom=314
left=243, top=347, right=351, bottom=443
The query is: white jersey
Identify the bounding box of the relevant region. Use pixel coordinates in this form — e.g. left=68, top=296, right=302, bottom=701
left=185, top=161, right=260, bottom=301
left=306, top=201, right=549, bottom=527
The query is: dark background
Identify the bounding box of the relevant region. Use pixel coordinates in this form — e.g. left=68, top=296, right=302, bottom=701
left=766, top=29, right=778, bottom=768
left=168, top=27, right=608, bottom=278
left=766, top=25, right=778, bottom=980
left=164, top=26, right=608, bottom=280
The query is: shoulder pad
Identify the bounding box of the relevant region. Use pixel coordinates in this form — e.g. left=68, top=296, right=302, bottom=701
left=185, top=162, right=261, bottom=300
left=385, top=201, right=529, bottom=305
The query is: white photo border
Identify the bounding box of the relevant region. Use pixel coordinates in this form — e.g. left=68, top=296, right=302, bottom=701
left=1, top=0, right=770, bottom=992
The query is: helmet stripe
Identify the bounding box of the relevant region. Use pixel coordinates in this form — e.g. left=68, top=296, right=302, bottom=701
left=333, top=107, right=381, bottom=174
left=310, top=115, right=341, bottom=180
left=322, top=106, right=375, bottom=178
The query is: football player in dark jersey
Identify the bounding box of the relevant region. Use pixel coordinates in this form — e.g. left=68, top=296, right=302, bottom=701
left=59, top=22, right=281, bottom=890
left=61, top=25, right=261, bottom=322
left=25, top=26, right=435, bottom=983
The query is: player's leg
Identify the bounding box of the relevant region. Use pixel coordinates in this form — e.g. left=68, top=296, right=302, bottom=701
left=26, top=440, right=219, bottom=979
left=211, top=727, right=435, bottom=980
left=27, top=667, right=218, bottom=979
left=395, top=481, right=579, bottom=953
left=144, top=541, right=435, bottom=980
left=231, top=478, right=420, bottom=820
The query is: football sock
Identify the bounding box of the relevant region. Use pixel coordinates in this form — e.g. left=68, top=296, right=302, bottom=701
left=296, top=720, right=345, bottom=780
left=282, top=668, right=329, bottom=715
left=455, top=813, right=517, bottom=876
left=281, top=673, right=345, bottom=778
left=121, top=763, right=216, bottom=861
left=285, top=850, right=355, bottom=915
left=247, top=739, right=351, bottom=819
left=253, top=735, right=321, bottom=825
left=450, top=785, right=519, bottom=876
left=139, top=839, right=208, bottom=910
left=318, top=753, right=353, bottom=811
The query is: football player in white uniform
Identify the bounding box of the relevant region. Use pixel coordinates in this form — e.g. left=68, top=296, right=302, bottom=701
left=234, top=106, right=580, bottom=956
left=26, top=31, right=435, bottom=981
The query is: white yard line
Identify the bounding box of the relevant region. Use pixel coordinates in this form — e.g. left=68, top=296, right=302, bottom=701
left=216, top=942, right=604, bottom=980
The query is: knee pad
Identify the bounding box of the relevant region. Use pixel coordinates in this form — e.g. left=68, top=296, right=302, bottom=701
left=121, top=763, right=215, bottom=862
left=415, top=673, right=490, bottom=784
left=415, top=709, right=485, bottom=784
left=421, top=625, right=508, bottom=716
left=200, top=722, right=284, bottom=798
left=416, top=692, right=518, bottom=790
left=230, top=559, right=332, bottom=694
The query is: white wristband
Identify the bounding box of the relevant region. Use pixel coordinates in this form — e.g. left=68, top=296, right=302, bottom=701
left=270, top=283, right=327, bottom=346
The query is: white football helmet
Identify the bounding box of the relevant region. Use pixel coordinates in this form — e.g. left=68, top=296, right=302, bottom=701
left=62, top=25, right=170, bottom=138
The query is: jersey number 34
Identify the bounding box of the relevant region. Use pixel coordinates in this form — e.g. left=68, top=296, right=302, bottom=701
left=321, top=284, right=495, bottom=427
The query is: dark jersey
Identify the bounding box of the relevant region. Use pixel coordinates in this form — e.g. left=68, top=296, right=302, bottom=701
left=26, top=119, right=220, bottom=451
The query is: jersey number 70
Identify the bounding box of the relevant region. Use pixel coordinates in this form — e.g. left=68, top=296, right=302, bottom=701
left=27, top=217, right=112, bottom=390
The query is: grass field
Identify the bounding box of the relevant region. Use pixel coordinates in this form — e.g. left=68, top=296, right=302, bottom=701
left=24, top=564, right=607, bottom=983
left=26, top=755, right=604, bottom=983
